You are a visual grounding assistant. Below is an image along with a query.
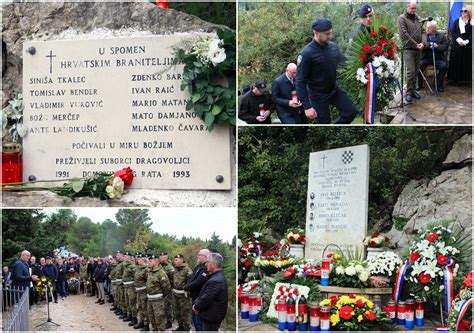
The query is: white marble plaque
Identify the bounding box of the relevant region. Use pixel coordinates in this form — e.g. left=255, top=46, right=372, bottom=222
left=305, top=145, right=369, bottom=260
left=22, top=35, right=231, bottom=190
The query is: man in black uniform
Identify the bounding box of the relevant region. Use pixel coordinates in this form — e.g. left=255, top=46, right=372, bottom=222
left=238, top=80, right=273, bottom=124
left=352, top=4, right=374, bottom=40
left=296, top=18, right=357, bottom=124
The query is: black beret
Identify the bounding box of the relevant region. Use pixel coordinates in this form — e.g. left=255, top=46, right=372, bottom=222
left=148, top=254, right=158, bottom=260
left=174, top=254, right=184, bottom=259
left=311, top=18, right=332, bottom=32
left=159, top=252, right=168, bottom=256
left=360, top=4, right=373, bottom=18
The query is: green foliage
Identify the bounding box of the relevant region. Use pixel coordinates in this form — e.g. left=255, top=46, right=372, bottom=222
left=238, top=127, right=471, bottom=238
left=394, top=217, right=408, bottom=231
left=169, top=2, right=236, bottom=29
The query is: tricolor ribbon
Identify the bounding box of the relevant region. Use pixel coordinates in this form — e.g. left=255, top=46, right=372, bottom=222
left=364, top=62, right=376, bottom=124
left=443, top=258, right=456, bottom=313
left=393, top=261, right=411, bottom=303
left=455, top=298, right=474, bottom=330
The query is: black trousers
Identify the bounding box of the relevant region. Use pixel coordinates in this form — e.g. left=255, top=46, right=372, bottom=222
left=310, top=87, right=357, bottom=124
left=418, top=58, right=447, bottom=88
left=200, top=319, right=221, bottom=331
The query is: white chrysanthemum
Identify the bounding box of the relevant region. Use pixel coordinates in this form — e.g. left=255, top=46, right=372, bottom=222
left=424, top=286, right=430, bottom=291
left=439, top=285, right=445, bottom=291
left=345, top=266, right=356, bottom=276
left=355, top=264, right=364, bottom=273
left=359, top=271, right=369, bottom=282
left=336, top=266, right=345, bottom=275
left=253, top=232, right=262, bottom=238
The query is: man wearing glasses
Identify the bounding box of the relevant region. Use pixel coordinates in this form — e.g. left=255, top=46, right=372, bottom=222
left=352, top=4, right=374, bottom=40
left=184, top=249, right=209, bottom=331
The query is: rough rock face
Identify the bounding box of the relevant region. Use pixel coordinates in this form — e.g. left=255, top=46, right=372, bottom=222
left=388, top=135, right=472, bottom=266
left=1, top=1, right=222, bottom=105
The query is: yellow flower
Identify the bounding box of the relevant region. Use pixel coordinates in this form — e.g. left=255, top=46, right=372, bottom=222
left=330, top=313, right=340, bottom=326
left=320, top=299, right=331, bottom=307
left=334, top=253, right=342, bottom=260
left=269, top=260, right=276, bottom=266
left=357, top=315, right=364, bottom=322
left=282, top=260, right=289, bottom=266
left=366, top=300, right=374, bottom=309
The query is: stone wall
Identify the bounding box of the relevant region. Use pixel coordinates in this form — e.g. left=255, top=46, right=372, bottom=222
left=1, top=2, right=235, bottom=207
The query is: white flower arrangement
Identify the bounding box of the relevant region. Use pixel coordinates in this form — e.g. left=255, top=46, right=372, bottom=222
left=191, top=35, right=226, bottom=67
left=334, top=260, right=370, bottom=283
left=367, top=251, right=402, bottom=277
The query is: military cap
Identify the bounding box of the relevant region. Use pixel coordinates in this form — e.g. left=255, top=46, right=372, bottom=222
left=45, top=256, right=52, bottom=260
left=159, top=252, right=168, bottom=256
left=311, top=18, right=332, bottom=32
left=174, top=254, right=184, bottom=259
left=148, top=254, right=158, bottom=260
left=254, top=80, right=268, bottom=92
left=117, top=250, right=124, bottom=254
left=359, top=4, right=373, bottom=18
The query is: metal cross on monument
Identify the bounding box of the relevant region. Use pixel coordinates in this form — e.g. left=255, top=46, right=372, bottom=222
left=46, top=50, right=56, bottom=74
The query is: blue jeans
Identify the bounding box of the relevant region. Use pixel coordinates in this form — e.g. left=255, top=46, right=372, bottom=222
left=57, top=281, right=67, bottom=297
left=192, top=299, right=203, bottom=331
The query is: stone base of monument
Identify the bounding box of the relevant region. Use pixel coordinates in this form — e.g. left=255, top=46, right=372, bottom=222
left=366, top=247, right=384, bottom=260
left=288, top=244, right=304, bottom=258
left=318, top=285, right=393, bottom=305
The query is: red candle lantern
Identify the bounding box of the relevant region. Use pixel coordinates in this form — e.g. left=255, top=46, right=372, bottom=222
left=258, top=104, right=265, bottom=118
left=321, top=259, right=331, bottom=286
left=277, top=299, right=287, bottom=331
left=320, top=305, right=330, bottom=332
left=387, top=299, right=396, bottom=324
left=249, top=294, right=259, bottom=322
left=241, top=291, right=249, bottom=319
left=405, top=299, right=415, bottom=329
left=2, top=142, right=22, bottom=184
left=397, top=301, right=406, bottom=325
left=309, top=302, right=320, bottom=331
left=155, top=1, right=169, bottom=9
left=291, top=90, right=299, bottom=103
left=287, top=297, right=296, bottom=331
left=415, top=297, right=424, bottom=327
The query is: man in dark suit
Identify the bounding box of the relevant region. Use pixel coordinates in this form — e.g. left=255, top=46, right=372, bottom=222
left=12, top=250, right=39, bottom=304
left=272, top=63, right=307, bottom=124
left=192, top=253, right=228, bottom=331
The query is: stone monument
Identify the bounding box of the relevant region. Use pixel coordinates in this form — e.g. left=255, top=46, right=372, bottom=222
left=305, top=145, right=369, bottom=260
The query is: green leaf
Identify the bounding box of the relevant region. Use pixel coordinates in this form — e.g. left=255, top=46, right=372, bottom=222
left=207, top=95, right=213, bottom=104
left=71, top=179, right=85, bottom=193
left=204, top=112, right=215, bottom=128
left=211, top=105, right=222, bottom=116
left=186, top=100, right=194, bottom=111
left=192, top=93, right=201, bottom=103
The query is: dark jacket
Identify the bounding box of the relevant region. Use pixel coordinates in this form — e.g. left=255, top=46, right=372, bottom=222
left=11, top=259, right=32, bottom=289
left=42, top=264, right=58, bottom=281
left=398, top=11, right=423, bottom=50
left=57, top=263, right=68, bottom=281
left=194, top=270, right=228, bottom=323
left=272, top=73, right=303, bottom=118
left=93, top=264, right=107, bottom=283
left=421, top=31, right=448, bottom=61
left=184, top=262, right=208, bottom=300
left=238, top=90, right=273, bottom=124
left=30, top=263, right=42, bottom=279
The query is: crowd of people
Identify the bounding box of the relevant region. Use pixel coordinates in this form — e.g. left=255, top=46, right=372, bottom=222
left=5, top=248, right=229, bottom=332
left=238, top=1, right=472, bottom=125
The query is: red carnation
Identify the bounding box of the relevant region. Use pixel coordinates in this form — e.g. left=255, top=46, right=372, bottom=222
left=368, top=241, right=377, bottom=248
left=360, top=55, right=368, bottom=62
left=387, top=49, right=394, bottom=59
left=459, top=319, right=471, bottom=331
left=244, top=259, right=252, bottom=267
left=349, top=294, right=356, bottom=299
left=298, top=235, right=305, bottom=243
left=261, top=241, right=268, bottom=248
left=361, top=44, right=371, bottom=53
left=364, top=310, right=376, bottom=321
left=419, top=273, right=431, bottom=284
left=378, top=39, right=388, bottom=46
left=330, top=295, right=338, bottom=305
left=372, top=231, right=380, bottom=237
left=437, top=255, right=449, bottom=266
left=370, top=31, right=377, bottom=37
left=240, top=251, right=247, bottom=257
left=463, top=271, right=473, bottom=288
left=114, top=167, right=134, bottom=185
left=409, top=252, right=421, bottom=263
left=374, top=46, right=383, bottom=55
left=356, top=300, right=364, bottom=308
left=274, top=243, right=279, bottom=249
left=427, top=233, right=439, bottom=242
left=339, top=305, right=354, bottom=320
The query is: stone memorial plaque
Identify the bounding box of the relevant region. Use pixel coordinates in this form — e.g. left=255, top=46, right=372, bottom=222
left=22, top=35, right=231, bottom=190
left=305, top=145, right=369, bottom=259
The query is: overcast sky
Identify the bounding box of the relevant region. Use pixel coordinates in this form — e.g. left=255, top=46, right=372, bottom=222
left=41, top=208, right=236, bottom=243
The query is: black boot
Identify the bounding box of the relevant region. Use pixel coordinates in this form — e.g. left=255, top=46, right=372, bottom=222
left=95, top=299, right=101, bottom=303
left=140, top=324, right=150, bottom=331
left=165, top=321, right=172, bottom=329
left=134, top=322, right=145, bottom=329
left=123, top=315, right=133, bottom=322
left=128, top=317, right=138, bottom=326
left=118, top=313, right=128, bottom=320
left=115, top=309, right=122, bottom=315
left=110, top=305, right=117, bottom=311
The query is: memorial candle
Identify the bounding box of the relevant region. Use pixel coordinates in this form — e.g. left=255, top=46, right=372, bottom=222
left=415, top=297, right=424, bottom=327
left=309, top=302, right=320, bottom=331
left=249, top=294, right=259, bottom=322
left=320, top=306, right=330, bottom=332
left=2, top=143, right=22, bottom=184
left=405, top=299, right=415, bottom=330
left=277, top=299, right=287, bottom=331
left=397, top=301, right=406, bottom=325
left=241, top=292, right=249, bottom=319
left=320, top=259, right=330, bottom=286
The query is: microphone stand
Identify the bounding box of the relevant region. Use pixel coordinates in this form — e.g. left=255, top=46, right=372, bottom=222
left=36, top=285, right=60, bottom=328
left=396, top=18, right=429, bottom=123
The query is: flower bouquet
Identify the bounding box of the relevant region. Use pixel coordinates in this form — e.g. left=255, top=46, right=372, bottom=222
left=367, top=251, right=402, bottom=287
left=340, top=17, right=400, bottom=123
left=173, top=29, right=236, bottom=132
left=285, top=228, right=305, bottom=245
left=319, top=294, right=389, bottom=330
left=448, top=271, right=473, bottom=331
left=363, top=231, right=390, bottom=248
left=254, top=255, right=297, bottom=277
left=281, top=260, right=321, bottom=280
left=402, top=223, right=470, bottom=307
left=35, top=276, right=53, bottom=301
left=2, top=167, right=134, bottom=200
left=330, top=251, right=371, bottom=289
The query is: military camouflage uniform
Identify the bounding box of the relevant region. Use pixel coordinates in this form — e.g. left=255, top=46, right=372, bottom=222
left=161, top=261, right=175, bottom=324
left=123, top=260, right=137, bottom=318
left=134, top=263, right=149, bottom=326
left=109, top=262, right=118, bottom=306
left=146, top=265, right=171, bottom=331
left=115, top=260, right=126, bottom=313
left=173, top=263, right=193, bottom=330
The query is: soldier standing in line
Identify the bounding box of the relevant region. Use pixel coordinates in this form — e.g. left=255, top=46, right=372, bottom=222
left=114, top=251, right=126, bottom=318
left=123, top=253, right=138, bottom=326
left=172, top=254, right=193, bottom=332
left=159, top=252, right=175, bottom=329
left=147, top=254, right=172, bottom=331
left=133, top=253, right=150, bottom=331
left=118, top=253, right=132, bottom=320
left=109, top=257, right=118, bottom=312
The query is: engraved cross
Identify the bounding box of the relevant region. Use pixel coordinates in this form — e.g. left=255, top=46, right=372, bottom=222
left=321, top=154, right=327, bottom=169
left=46, top=50, right=56, bottom=74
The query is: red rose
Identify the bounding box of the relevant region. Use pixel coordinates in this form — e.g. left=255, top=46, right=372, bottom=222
left=244, top=259, right=252, bottom=267
left=419, top=273, right=431, bottom=284
left=374, top=46, right=383, bottom=55
left=114, top=167, right=134, bottom=185
left=427, top=233, right=439, bottom=242
left=349, top=294, right=356, bottom=299
left=409, top=252, right=421, bottom=263
left=330, top=295, right=338, bottom=305
left=437, top=255, right=449, bottom=266
left=356, top=300, right=364, bottom=308
left=240, top=251, right=247, bottom=257
left=298, top=235, right=305, bottom=243
left=372, top=231, right=380, bottom=237
left=339, top=305, right=354, bottom=320
left=370, top=31, right=377, bottom=37
left=364, top=310, right=376, bottom=321
left=463, top=271, right=473, bottom=288
left=261, top=241, right=268, bottom=248
left=387, top=49, right=394, bottom=59
left=361, top=44, right=371, bottom=53
left=368, top=241, right=377, bottom=247
left=360, top=55, right=368, bottom=62
left=459, top=319, right=471, bottom=331
left=274, top=243, right=279, bottom=249
left=326, top=253, right=334, bottom=258
left=289, top=236, right=295, bottom=242
left=378, top=39, right=388, bottom=46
